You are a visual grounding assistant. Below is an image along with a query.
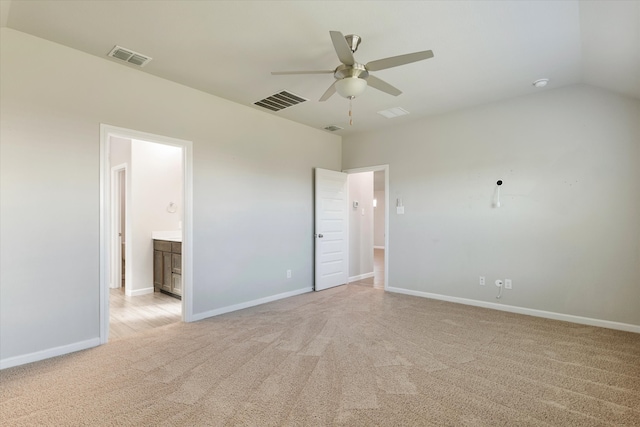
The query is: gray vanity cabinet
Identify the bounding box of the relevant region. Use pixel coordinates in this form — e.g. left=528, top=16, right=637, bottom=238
left=153, top=240, right=182, bottom=298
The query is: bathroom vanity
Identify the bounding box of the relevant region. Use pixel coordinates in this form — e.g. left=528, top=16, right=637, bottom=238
left=152, top=232, right=182, bottom=299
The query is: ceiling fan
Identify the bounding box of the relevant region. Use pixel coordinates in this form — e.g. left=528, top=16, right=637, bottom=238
left=272, top=31, right=434, bottom=102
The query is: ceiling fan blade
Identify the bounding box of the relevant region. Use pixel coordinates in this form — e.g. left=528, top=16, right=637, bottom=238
left=271, top=70, right=334, bottom=75
left=319, top=81, right=337, bottom=101
left=366, top=50, right=434, bottom=72
left=330, top=31, right=355, bottom=66
left=366, top=75, right=402, bottom=96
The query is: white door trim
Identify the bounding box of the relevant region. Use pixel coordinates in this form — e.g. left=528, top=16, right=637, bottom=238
left=343, top=165, right=390, bottom=290
left=99, top=124, right=194, bottom=345
left=110, top=163, right=127, bottom=289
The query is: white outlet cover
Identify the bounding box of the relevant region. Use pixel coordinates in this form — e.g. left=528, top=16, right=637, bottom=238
left=505, top=279, right=512, bottom=289
left=397, top=206, right=405, bottom=214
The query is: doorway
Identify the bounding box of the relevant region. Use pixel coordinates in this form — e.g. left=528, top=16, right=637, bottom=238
left=346, top=166, right=387, bottom=289
left=110, top=165, right=127, bottom=291
left=99, top=125, right=194, bottom=344
left=313, top=165, right=389, bottom=292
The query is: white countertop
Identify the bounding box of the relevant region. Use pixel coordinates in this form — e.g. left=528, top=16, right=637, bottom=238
left=152, top=230, right=182, bottom=242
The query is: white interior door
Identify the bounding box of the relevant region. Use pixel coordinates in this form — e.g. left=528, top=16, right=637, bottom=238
left=315, top=168, right=348, bottom=291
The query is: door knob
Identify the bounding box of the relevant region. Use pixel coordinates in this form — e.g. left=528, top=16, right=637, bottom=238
left=318, top=234, right=324, bottom=238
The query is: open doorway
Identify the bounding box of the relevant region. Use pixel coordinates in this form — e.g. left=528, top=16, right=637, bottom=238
left=110, top=165, right=127, bottom=291
left=345, top=166, right=388, bottom=289
left=100, top=125, right=193, bottom=344
left=372, top=170, right=386, bottom=288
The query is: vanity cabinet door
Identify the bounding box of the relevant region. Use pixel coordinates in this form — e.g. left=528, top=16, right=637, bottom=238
left=162, top=252, right=172, bottom=292
left=171, top=273, right=182, bottom=296
left=172, top=253, right=182, bottom=275
left=153, top=250, right=163, bottom=291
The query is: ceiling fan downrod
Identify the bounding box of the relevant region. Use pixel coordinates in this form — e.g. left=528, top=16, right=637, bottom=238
left=344, top=34, right=362, bottom=53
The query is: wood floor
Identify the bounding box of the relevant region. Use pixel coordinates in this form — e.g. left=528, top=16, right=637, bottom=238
left=109, top=287, right=181, bottom=341
left=352, top=248, right=385, bottom=288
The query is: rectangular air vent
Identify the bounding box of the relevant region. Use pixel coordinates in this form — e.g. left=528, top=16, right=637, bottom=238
left=324, top=125, right=343, bottom=132
left=254, top=91, right=307, bottom=112
left=108, top=45, right=152, bottom=67
left=377, top=107, right=410, bottom=119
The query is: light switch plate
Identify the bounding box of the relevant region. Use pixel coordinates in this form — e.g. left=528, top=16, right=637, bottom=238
left=397, top=206, right=405, bottom=214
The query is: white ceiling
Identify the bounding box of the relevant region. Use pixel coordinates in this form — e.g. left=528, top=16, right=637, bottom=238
left=1, top=0, right=639, bottom=137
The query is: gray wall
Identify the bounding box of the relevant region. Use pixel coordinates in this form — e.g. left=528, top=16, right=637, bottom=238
left=343, top=84, right=640, bottom=326
left=0, top=28, right=341, bottom=362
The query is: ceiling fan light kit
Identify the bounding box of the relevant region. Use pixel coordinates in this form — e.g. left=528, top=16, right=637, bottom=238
left=271, top=30, right=434, bottom=126
left=335, top=77, right=368, bottom=99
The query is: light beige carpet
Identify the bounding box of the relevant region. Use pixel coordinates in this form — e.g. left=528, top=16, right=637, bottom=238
left=1, top=284, right=639, bottom=426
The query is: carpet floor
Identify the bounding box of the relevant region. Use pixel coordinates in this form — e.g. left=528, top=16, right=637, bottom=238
left=1, top=284, right=639, bottom=426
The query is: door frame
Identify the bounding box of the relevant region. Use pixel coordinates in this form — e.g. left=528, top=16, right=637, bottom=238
left=99, top=124, right=194, bottom=344
left=110, top=163, right=127, bottom=290
left=343, top=165, right=390, bottom=290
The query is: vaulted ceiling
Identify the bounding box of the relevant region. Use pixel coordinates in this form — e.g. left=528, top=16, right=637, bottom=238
left=1, top=1, right=638, bottom=136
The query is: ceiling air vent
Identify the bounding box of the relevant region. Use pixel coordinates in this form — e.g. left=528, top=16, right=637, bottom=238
left=108, top=45, right=152, bottom=67
left=324, top=125, right=343, bottom=132
left=254, top=91, right=307, bottom=112
left=377, top=107, right=410, bottom=119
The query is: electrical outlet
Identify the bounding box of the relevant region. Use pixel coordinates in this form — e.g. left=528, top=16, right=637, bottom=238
left=505, top=279, right=512, bottom=289
left=286, top=270, right=292, bottom=279
left=479, top=276, right=485, bottom=286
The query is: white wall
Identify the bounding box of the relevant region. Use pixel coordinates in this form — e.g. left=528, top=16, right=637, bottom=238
left=0, top=28, right=341, bottom=364
left=348, top=172, right=374, bottom=279
left=374, top=190, right=386, bottom=248
left=343, top=84, right=640, bottom=327
left=130, top=139, right=182, bottom=294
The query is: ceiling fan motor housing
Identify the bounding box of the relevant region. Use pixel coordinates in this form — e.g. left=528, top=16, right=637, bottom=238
left=334, top=63, right=369, bottom=80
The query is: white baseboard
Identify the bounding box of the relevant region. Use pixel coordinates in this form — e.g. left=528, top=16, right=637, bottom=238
left=0, top=337, right=101, bottom=370
left=349, top=272, right=375, bottom=282
left=191, top=287, right=313, bottom=322
left=125, top=287, right=154, bottom=297
left=386, top=287, right=640, bottom=334
left=374, top=246, right=385, bottom=250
